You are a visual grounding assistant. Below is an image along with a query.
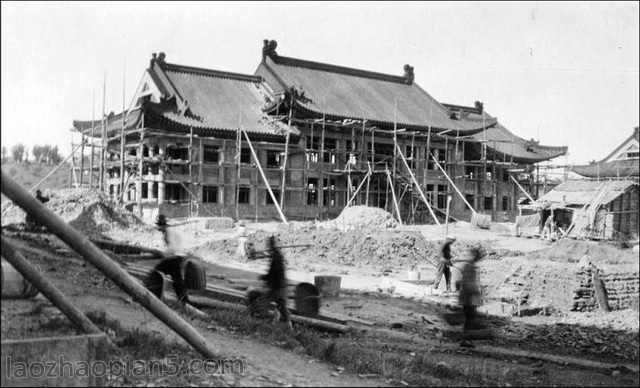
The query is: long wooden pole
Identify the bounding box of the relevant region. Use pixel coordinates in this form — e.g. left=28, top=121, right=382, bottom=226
left=396, top=145, right=441, bottom=225
left=100, top=72, right=106, bottom=193
left=344, top=170, right=371, bottom=209
left=30, top=139, right=87, bottom=193
left=510, top=174, right=535, bottom=203
left=280, top=94, right=294, bottom=209
left=120, top=63, right=126, bottom=204
left=138, top=122, right=144, bottom=217
left=393, top=98, right=398, bottom=216
left=429, top=150, right=476, bottom=214
left=1, top=238, right=103, bottom=335
left=241, top=127, right=288, bottom=223
left=80, top=131, right=85, bottom=187
left=386, top=168, right=402, bottom=225
left=90, top=91, right=95, bottom=188
left=1, top=169, right=218, bottom=359
left=236, top=115, right=241, bottom=221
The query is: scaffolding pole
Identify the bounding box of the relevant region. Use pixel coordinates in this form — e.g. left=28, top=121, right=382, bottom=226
left=280, top=94, right=294, bottom=209
left=386, top=168, right=402, bottom=225
left=429, top=150, right=476, bottom=215
left=396, top=145, right=441, bottom=225
left=240, top=126, right=288, bottom=224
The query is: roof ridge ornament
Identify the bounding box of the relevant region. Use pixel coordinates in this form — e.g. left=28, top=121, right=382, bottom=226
left=403, top=64, right=414, bottom=85
left=262, top=39, right=278, bottom=62
left=149, top=52, right=167, bottom=68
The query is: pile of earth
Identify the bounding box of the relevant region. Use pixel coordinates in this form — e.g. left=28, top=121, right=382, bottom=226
left=481, top=240, right=639, bottom=314
left=531, top=239, right=638, bottom=264
left=321, top=205, right=399, bottom=231
left=193, top=222, right=507, bottom=271
left=1, top=188, right=153, bottom=239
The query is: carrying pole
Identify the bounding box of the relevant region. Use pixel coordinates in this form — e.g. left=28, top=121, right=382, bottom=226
left=1, top=169, right=218, bottom=359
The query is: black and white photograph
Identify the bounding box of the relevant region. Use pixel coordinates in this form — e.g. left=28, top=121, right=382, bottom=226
left=1, top=2, right=638, bottom=387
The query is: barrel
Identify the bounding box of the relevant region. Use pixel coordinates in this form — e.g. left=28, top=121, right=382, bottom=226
left=143, top=270, right=168, bottom=300
left=294, top=282, right=321, bottom=315
left=314, top=275, right=341, bottom=298
left=184, top=259, right=207, bottom=290
left=1, top=260, right=40, bottom=299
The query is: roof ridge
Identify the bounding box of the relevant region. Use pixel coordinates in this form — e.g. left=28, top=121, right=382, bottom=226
left=269, top=55, right=408, bottom=84
left=163, top=62, right=263, bottom=83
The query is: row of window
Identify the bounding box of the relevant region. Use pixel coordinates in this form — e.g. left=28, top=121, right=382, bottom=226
left=464, top=194, right=511, bottom=211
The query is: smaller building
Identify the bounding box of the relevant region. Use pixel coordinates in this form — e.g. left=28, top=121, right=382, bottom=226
left=572, top=127, right=639, bottom=180
left=533, top=180, right=639, bottom=240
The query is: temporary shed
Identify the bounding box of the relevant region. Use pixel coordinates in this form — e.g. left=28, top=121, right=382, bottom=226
left=533, top=180, right=639, bottom=240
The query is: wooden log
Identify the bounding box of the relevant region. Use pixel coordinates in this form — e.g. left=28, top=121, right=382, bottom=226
left=1, top=169, right=218, bottom=359
left=1, top=237, right=102, bottom=335
left=592, top=271, right=610, bottom=312
left=190, top=294, right=348, bottom=332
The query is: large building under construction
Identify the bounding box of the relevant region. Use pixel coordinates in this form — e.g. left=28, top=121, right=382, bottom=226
left=72, top=41, right=568, bottom=224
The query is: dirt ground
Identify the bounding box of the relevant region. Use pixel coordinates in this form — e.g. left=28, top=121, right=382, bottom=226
left=1, top=194, right=639, bottom=387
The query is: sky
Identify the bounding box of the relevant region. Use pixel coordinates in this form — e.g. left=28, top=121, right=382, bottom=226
left=1, top=1, right=638, bottom=165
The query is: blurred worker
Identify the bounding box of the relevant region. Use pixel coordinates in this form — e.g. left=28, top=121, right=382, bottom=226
left=235, top=221, right=248, bottom=260
left=259, top=236, right=292, bottom=328
left=433, top=235, right=456, bottom=292
left=150, top=214, right=189, bottom=304
left=459, top=246, right=485, bottom=337
left=541, top=211, right=554, bottom=242
left=26, top=189, right=50, bottom=230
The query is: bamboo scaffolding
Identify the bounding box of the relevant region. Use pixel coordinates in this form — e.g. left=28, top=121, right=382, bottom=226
left=240, top=126, right=288, bottom=224
left=386, top=168, right=402, bottom=225
left=396, top=145, right=441, bottom=225
left=280, top=94, right=294, bottom=209
left=429, top=150, right=476, bottom=215
left=29, top=139, right=88, bottom=194
left=120, top=64, right=126, bottom=203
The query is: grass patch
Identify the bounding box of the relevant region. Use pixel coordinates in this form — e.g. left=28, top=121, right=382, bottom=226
left=85, top=310, right=192, bottom=359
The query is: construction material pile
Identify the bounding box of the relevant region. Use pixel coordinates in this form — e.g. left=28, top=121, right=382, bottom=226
left=483, top=240, right=639, bottom=313
left=329, top=205, right=399, bottom=231
left=195, top=226, right=431, bottom=269
left=1, top=188, right=153, bottom=239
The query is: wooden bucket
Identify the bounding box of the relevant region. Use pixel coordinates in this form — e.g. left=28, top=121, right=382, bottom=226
left=184, top=259, right=207, bottom=290
left=1, top=260, right=40, bottom=299
left=143, top=270, right=168, bottom=300
left=294, top=282, right=321, bottom=315
left=314, top=275, right=341, bottom=298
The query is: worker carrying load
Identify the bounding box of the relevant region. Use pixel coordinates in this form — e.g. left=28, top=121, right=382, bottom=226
left=432, top=234, right=456, bottom=292
left=147, top=214, right=190, bottom=304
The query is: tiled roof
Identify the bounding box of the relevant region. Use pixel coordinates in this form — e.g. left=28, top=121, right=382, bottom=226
left=147, top=61, right=290, bottom=136
left=535, top=180, right=637, bottom=207
left=256, top=55, right=495, bottom=133
left=72, top=108, right=143, bottom=138
left=449, top=106, right=568, bottom=164
left=572, top=159, right=639, bottom=179
left=601, top=127, right=640, bottom=163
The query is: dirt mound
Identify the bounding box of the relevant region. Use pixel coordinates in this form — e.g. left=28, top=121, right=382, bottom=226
left=332, top=206, right=399, bottom=231
left=533, top=239, right=637, bottom=264
left=192, top=223, right=507, bottom=272
left=1, top=188, right=152, bottom=239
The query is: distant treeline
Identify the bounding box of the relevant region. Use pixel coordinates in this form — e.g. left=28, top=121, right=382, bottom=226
left=1, top=143, right=62, bottom=165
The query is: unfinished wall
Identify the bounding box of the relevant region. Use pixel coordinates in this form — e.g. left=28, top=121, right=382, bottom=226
left=573, top=263, right=640, bottom=312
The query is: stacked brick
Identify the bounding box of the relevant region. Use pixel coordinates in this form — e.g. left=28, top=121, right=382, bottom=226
left=572, top=260, right=639, bottom=311
left=205, top=217, right=234, bottom=230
